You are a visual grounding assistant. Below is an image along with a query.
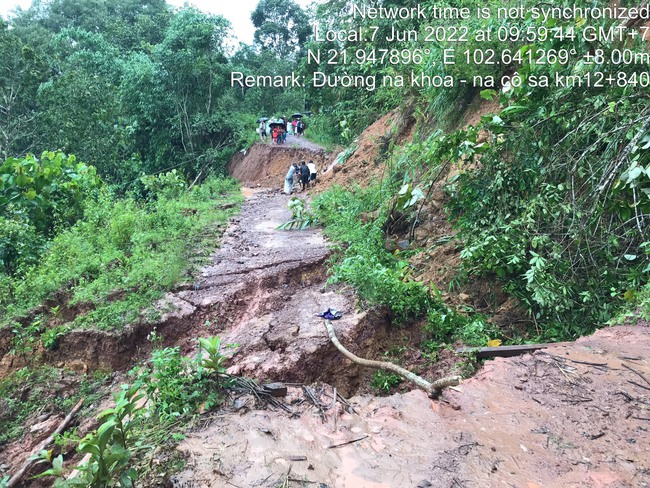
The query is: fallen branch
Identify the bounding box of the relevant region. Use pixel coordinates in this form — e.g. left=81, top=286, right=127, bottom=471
left=324, top=320, right=461, bottom=397
left=457, top=343, right=572, bottom=359
left=8, top=398, right=84, bottom=488
left=622, top=363, right=650, bottom=387
left=327, top=435, right=368, bottom=449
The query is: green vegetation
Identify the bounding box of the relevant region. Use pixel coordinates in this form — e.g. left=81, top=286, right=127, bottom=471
left=313, top=182, right=497, bottom=352
left=1, top=0, right=309, bottom=184
left=29, top=335, right=231, bottom=486
left=1, top=171, right=241, bottom=335
left=277, top=197, right=317, bottom=230
left=313, top=184, right=431, bottom=324
left=371, top=370, right=402, bottom=393
left=308, top=0, right=649, bottom=346
left=0, top=162, right=239, bottom=449
left=0, top=367, right=111, bottom=446
left=0, top=0, right=648, bottom=477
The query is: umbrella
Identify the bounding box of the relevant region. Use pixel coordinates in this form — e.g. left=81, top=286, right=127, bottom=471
left=257, top=117, right=269, bottom=122
left=269, top=120, right=284, bottom=127
left=292, top=113, right=303, bottom=118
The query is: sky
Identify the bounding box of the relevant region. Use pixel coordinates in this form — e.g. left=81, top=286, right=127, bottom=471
left=0, top=0, right=320, bottom=44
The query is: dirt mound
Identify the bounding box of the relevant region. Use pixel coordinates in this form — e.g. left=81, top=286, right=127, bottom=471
left=172, top=323, right=650, bottom=487
left=228, top=137, right=330, bottom=189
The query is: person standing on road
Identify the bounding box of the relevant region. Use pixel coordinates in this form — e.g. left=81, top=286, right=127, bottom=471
left=259, top=120, right=267, bottom=141
left=307, top=160, right=317, bottom=188
left=284, top=163, right=298, bottom=194
left=299, top=161, right=310, bottom=192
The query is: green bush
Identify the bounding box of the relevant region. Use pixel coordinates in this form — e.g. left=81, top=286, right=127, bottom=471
left=0, top=152, right=101, bottom=275
left=0, top=215, right=44, bottom=276
left=445, top=71, right=649, bottom=338
left=1, top=175, right=241, bottom=331
left=371, top=370, right=402, bottom=393
left=313, top=184, right=430, bottom=323
left=0, top=152, right=101, bottom=232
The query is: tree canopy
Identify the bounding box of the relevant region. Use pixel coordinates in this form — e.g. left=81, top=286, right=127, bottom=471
left=251, top=0, right=312, bottom=58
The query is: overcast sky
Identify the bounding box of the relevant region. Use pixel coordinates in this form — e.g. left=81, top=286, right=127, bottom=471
left=0, top=0, right=321, bottom=44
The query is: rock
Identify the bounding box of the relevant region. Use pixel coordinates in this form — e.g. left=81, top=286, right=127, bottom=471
left=263, top=383, right=288, bottom=397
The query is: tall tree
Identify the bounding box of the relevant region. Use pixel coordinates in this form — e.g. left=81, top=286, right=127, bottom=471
left=251, top=0, right=312, bottom=59
left=0, top=20, right=48, bottom=160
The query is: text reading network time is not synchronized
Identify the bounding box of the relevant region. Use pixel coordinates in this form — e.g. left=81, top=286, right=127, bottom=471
left=352, top=3, right=650, bottom=21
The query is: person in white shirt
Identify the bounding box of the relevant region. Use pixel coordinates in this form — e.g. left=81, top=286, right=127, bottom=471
left=307, top=160, right=317, bottom=188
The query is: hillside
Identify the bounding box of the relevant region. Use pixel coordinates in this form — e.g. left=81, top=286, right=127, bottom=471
left=1, top=0, right=649, bottom=486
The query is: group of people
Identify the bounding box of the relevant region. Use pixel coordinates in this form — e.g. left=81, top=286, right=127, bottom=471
left=284, top=160, right=317, bottom=194
left=271, top=124, right=287, bottom=144
left=257, top=117, right=307, bottom=143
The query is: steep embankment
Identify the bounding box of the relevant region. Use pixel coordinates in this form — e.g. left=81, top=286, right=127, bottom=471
left=228, top=134, right=330, bottom=188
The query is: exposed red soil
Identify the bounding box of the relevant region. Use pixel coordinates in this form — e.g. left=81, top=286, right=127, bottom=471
left=172, top=323, right=650, bottom=488
left=317, top=111, right=405, bottom=192
left=227, top=136, right=330, bottom=190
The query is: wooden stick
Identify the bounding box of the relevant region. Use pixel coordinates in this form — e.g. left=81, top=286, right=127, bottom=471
left=457, top=343, right=572, bottom=359
left=324, top=320, right=461, bottom=397
left=622, top=363, right=650, bottom=387
left=327, top=435, right=368, bottom=449
left=8, top=398, right=84, bottom=487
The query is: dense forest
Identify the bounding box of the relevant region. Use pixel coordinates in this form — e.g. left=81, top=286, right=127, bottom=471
left=0, top=0, right=649, bottom=485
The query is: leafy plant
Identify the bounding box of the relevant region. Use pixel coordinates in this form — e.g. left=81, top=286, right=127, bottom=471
left=197, top=336, right=227, bottom=375
left=41, top=326, right=68, bottom=350
left=276, top=197, right=317, bottom=230
left=31, top=450, right=65, bottom=479
left=371, top=370, right=402, bottom=393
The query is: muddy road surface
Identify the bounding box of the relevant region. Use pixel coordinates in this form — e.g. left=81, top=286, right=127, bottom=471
left=162, top=188, right=389, bottom=394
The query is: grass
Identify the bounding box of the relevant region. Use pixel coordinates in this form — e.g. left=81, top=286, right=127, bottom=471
left=1, top=176, right=242, bottom=333
left=0, top=176, right=241, bottom=450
